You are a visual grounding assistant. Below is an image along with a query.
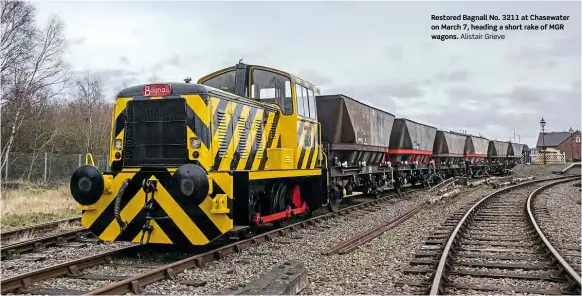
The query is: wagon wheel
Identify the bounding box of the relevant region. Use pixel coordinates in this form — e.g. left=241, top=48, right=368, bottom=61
left=327, top=188, right=342, bottom=212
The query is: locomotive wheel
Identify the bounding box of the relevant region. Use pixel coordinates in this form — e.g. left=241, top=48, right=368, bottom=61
left=273, top=183, right=289, bottom=228
left=304, top=205, right=313, bottom=218
left=327, top=189, right=341, bottom=212
left=248, top=188, right=260, bottom=223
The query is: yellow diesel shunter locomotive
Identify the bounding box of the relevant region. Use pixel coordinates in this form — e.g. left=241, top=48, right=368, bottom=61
left=70, top=62, right=328, bottom=245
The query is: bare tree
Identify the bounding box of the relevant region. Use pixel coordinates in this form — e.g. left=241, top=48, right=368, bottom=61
left=73, top=70, right=108, bottom=153
left=148, top=74, right=160, bottom=83
left=112, top=81, right=129, bottom=97
left=0, top=0, right=35, bottom=80
left=0, top=0, right=69, bottom=170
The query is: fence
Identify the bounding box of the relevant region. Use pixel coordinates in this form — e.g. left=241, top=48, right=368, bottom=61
left=1, top=152, right=109, bottom=185
left=529, top=151, right=566, bottom=165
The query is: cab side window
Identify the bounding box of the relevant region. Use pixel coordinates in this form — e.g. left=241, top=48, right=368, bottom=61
left=294, top=83, right=318, bottom=120
left=250, top=69, right=293, bottom=115
left=295, top=83, right=306, bottom=116
left=303, top=87, right=310, bottom=118
left=200, top=70, right=236, bottom=94
left=306, top=88, right=317, bottom=120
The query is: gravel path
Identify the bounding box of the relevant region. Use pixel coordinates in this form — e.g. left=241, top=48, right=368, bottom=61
left=132, top=185, right=497, bottom=295
left=0, top=241, right=133, bottom=280
left=533, top=179, right=582, bottom=274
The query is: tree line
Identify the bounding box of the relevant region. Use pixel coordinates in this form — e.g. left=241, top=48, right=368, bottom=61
left=1, top=0, right=113, bottom=172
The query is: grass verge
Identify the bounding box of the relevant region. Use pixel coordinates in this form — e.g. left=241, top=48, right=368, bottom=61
left=1, top=185, right=79, bottom=231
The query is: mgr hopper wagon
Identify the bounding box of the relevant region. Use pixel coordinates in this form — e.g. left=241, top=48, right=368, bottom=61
left=388, top=118, right=437, bottom=188
left=316, top=94, right=395, bottom=205
left=70, top=62, right=524, bottom=247
left=432, top=130, right=468, bottom=178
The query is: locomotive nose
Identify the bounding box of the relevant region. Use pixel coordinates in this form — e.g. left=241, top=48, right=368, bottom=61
left=173, top=163, right=209, bottom=205
left=70, top=165, right=104, bottom=205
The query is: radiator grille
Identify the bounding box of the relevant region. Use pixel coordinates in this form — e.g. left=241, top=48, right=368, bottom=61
left=216, top=110, right=228, bottom=156
left=254, top=120, right=264, bottom=159
left=123, top=99, right=188, bottom=166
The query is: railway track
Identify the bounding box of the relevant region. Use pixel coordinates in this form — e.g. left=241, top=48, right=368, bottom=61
left=85, top=187, right=431, bottom=295
left=322, top=202, right=426, bottom=256
left=1, top=174, right=507, bottom=295
left=1, top=186, right=428, bottom=295
left=400, top=175, right=581, bottom=295
left=321, top=177, right=464, bottom=256
left=1, top=228, right=94, bottom=260
left=1, top=217, right=82, bottom=243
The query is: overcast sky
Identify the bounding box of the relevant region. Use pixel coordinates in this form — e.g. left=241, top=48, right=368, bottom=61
left=33, top=0, right=580, bottom=147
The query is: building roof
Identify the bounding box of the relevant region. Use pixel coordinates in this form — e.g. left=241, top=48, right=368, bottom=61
left=535, top=131, right=575, bottom=147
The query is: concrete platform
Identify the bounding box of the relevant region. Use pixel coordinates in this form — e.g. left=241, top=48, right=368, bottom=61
left=216, top=260, right=308, bottom=295
left=511, top=163, right=580, bottom=177
left=553, top=162, right=581, bottom=175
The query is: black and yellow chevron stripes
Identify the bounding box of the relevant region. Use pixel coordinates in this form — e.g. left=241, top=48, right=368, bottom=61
left=82, top=168, right=232, bottom=245
left=209, top=97, right=281, bottom=172
left=296, top=119, right=320, bottom=169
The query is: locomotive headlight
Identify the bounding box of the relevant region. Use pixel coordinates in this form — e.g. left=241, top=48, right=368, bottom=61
left=190, top=137, right=201, bottom=149
left=114, top=139, right=123, bottom=150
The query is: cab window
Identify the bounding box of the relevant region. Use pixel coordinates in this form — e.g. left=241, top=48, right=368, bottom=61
left=200, top=70, right=236, bottom=93
left=295, top=83, right=306, bottom=116
left=306, top=88, right=317, bottom=120
left=250, top=69, right=293, bottom=115
left=303, top=87, right=310, bottom=118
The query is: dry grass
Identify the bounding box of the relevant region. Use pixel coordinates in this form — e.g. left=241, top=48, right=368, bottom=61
left=1, top=185, right=79, bottom=231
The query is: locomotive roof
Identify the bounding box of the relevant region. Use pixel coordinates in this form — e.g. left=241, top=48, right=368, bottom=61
left=197, top=63, right=321, bottom=95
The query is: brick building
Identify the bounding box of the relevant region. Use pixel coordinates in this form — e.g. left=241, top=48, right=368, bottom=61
left=536, top=129, right=581, bottom=162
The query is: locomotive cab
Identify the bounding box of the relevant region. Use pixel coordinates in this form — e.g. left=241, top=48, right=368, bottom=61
left=198, top=62, right=322, bottom=171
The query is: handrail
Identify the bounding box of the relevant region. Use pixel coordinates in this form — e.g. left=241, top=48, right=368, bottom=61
left=85, top=153, right=95, bottom=166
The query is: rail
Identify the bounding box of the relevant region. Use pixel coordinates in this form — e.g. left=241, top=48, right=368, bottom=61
left=1, top=217, right=82, bottom=242
left=428, top=175, right=580, bottom=295
left=1, top=245, right=142, bottom=293
left=323, top=202, right=425, bottom=255
left=526, top=179, right=582, bottom=293
left=1, top=228, right=92, bottom=260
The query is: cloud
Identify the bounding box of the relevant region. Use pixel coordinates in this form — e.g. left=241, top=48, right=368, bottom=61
left=167, top=55, right=181, bottom=67
left=384, top=45, right=403, bottom=61
left=296, top=69, right=333, bottom=86
left=68, top=36, right=85, bottom=46
left=72, top=68, right=141, bottom=98
left=31, top=0, right=580, bottom=146
left=434, top=70, right=469, bottom=82
left=119, top=57, right=129, bottom=65
left=377, top=83, right=425, bottom=98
